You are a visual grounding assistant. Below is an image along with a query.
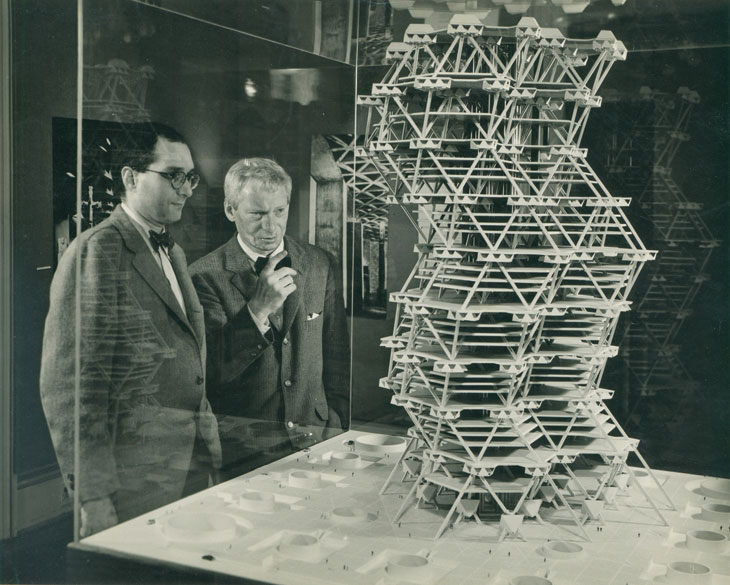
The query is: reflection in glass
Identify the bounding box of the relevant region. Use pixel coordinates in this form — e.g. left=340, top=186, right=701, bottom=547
left=326, top=135, right=389, bottom=316
left=51, top=0, right=356, bottom=540
left=589, top=87, right=722, bottom=471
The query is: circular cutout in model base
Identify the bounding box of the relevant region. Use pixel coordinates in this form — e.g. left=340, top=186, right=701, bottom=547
left=278, top=533, right=320, bottom=561
left=330, top=451, right=362, bottom=469
left=355, top=434, right=407, bottom=454
left=700, top=478, right=730, bottom=500
left=161, top=512, right=237, bottom=543
left=330, top=506, right=369, bottom=524
left=510, top=577, right=553, bottom=585
left=541, top=540, right=583, bottom=559
left=665, top=561, right=711, bottom=585
left=701, top=502, right=730, bottom=523
left=288, top=470, right=322, bottom=489
left=686, top=530, right=727, bottom=554
left=386, top=554, right=429, bottom=582
left=239, top=491, right=275, bottom=513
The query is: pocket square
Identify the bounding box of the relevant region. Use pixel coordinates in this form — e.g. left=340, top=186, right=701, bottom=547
left=306, top=312, right=321, bottom=321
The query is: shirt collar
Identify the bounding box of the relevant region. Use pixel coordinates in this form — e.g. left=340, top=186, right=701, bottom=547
left=121, top=202, right=165, bottom=234
left=236, top=234, right=285, bottom=263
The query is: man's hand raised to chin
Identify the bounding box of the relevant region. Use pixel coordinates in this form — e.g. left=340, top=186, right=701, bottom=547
left=247, top=250, right=297, bottom=323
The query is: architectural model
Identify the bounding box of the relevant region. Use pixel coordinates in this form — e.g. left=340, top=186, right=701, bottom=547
left=358, top=16, right=672, bottom=539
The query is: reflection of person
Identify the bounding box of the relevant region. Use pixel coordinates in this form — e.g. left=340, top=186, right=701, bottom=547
left=40, top=123, right=221, bottom=536
left=190, top=158, right=349, bottom=474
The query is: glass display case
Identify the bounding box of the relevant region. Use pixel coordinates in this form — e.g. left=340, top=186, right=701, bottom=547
left=48, top=0, right=357, bottom=541
left=7, top=0, right=729, bottom=583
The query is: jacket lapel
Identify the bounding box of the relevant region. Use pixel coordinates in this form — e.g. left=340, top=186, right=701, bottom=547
left=111, top=207, right=197, bottom=340
left=169, top=245, right=204, bottom=345
left=222, top=237, right=258, bottom=300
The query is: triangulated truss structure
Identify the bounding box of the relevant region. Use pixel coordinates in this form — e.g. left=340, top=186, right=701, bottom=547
left=325, top=135, right=391, bottom=313
left=325, top=135, right=390, bottom=241
left=359, top=16, right=673, bottom=539
left=83, top=59, right=154, bottom=123
left=603, top=87, right=719, bottom=400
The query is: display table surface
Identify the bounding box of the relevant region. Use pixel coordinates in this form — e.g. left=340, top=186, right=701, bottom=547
left=73, top=430, right=730, bottom=585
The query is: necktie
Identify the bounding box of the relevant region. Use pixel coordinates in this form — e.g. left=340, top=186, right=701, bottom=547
left=149, top=230, right=186, bottom=317
left=149, top=230, right=175, bottom=252
left=254, top=256, right=268, bottom=275
left=253, top=254, right=292, bottom=275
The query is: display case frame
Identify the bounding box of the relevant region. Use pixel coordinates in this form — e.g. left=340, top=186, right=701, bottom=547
left=1, top=0, right=13, bottom=541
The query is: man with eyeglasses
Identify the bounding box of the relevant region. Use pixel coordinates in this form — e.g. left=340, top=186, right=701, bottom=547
left=40, top=122, right=221, bottom=536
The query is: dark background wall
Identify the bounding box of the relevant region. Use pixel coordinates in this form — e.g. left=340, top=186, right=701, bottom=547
left=586, top=47, right=730, bottom=476
left=12, top=0, right=77, bottom=480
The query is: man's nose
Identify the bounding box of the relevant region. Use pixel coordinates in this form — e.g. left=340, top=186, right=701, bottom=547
left=177, top=180, right=194, bottom=198
left=261, top=213, right=274, bottom=230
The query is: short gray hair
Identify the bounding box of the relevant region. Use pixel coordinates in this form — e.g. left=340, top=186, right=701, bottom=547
left=224, top=157, right=292, bottom=209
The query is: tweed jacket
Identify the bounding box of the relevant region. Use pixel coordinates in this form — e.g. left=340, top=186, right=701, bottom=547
left=190, top=235, right=349, bottom=459
left=40, top=206, right=221, bottom=521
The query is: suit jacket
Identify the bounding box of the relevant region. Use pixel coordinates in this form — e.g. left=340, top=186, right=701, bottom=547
left=190, top=235, right=349, bottom=464
left=40, top=206, right=221, bottom=522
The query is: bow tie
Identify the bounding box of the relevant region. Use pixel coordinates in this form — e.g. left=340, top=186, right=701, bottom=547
left=253, top=254, right=292, bottom=275
left=149, top=230, right=175, bottom=252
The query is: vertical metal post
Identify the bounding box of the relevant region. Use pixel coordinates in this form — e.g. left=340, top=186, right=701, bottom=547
left=73, top=0, right=84, bottom=544
left=0, top=0, right=14, bottom=541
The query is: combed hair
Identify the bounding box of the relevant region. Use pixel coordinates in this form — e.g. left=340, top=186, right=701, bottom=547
left=224, top=158, right=292, bottom=209
left=112, top=122, right=188, bottom=198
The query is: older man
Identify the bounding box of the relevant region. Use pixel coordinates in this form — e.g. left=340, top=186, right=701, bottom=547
left=40, top=123, right=221, bottom=536
left=190, top=158, right=349, bottom=475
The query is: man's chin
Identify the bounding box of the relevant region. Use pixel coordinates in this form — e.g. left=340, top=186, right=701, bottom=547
left=256, top=239, right=281, bottom=253
left=166, top=208, right=184, bottom=224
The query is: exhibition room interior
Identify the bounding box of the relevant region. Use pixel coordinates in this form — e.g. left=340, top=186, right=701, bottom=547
left=1, top=0, right=728, bottom=583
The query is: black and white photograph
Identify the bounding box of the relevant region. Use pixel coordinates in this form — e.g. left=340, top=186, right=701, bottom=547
left=1, top=1, right=728, bottom=584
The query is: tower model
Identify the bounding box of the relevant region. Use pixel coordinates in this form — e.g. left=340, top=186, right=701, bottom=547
left=359, top=16, right=672, bottom=539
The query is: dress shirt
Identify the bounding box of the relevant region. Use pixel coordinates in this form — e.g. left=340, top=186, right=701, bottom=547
left=121, top=203, right=187, bottom=317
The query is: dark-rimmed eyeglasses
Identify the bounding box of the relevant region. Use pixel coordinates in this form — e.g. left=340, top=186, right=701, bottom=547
left=140, top=168, right=200, bottom=191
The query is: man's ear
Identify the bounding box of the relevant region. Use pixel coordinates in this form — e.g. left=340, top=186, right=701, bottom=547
left=120, top=166, right=136, bottom=193
left=224, top=202, right=235, bottom=222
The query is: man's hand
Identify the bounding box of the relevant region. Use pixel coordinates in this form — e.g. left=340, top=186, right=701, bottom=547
left=247, top=250, right=297, bottom=322
left=80, top=496, right=118, bottom=537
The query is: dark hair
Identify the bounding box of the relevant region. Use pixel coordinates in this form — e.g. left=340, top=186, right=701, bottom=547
left=111, top=122, right=188, bottom=198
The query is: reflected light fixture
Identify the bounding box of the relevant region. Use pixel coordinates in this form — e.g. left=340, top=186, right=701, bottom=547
left=244, top=78, right=258, bottom=99
left=393, top=0, right=631, bottom=21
